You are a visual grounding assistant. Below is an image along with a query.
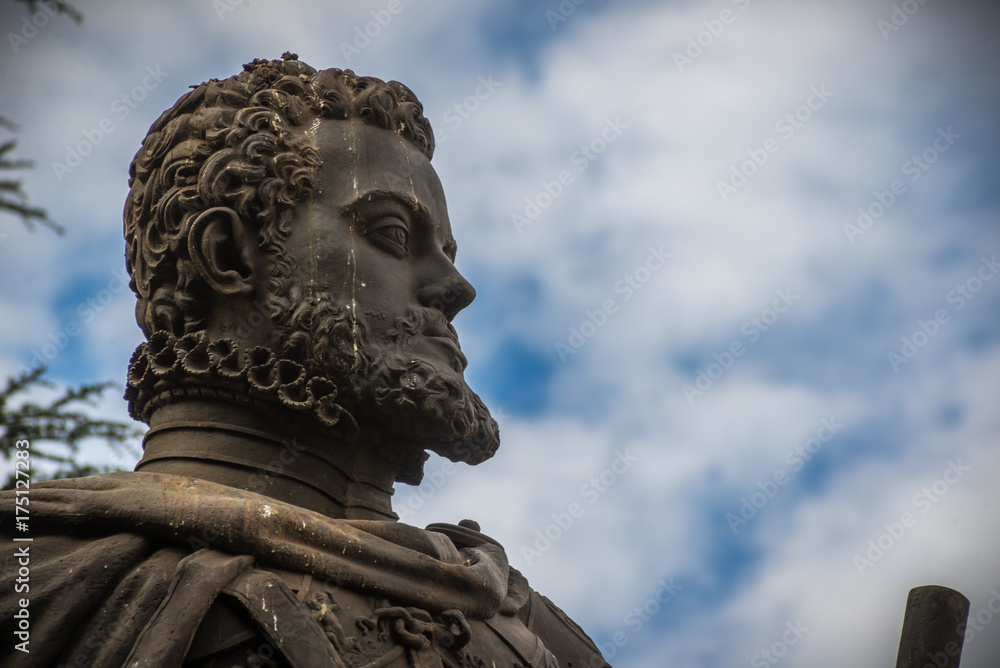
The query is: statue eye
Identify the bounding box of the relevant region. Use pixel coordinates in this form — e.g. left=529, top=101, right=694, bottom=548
left=367, top=217, right=409, bottom=255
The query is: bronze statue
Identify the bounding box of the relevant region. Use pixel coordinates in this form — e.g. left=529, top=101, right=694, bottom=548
left=0, top=53, right=611, bottom=667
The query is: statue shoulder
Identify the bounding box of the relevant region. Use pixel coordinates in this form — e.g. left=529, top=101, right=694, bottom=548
left=425, top=520, right=612, bottom=668
left=518, top=586, right=611, bottom=668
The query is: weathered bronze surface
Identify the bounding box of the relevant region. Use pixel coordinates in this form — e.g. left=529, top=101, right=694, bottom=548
left=0, top=53, right=611, bottom=667
left=895, top=585, right=969, bottom=668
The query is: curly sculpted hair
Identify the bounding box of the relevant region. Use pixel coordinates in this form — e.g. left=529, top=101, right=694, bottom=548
left=124, top=53, right=436, bottom=339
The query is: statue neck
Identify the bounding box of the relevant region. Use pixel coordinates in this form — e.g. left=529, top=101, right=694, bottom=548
left=135, top=400, right=398, bottom=521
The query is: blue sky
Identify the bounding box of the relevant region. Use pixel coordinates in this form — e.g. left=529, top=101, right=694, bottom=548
left=2, top=0, right=999, bottom=666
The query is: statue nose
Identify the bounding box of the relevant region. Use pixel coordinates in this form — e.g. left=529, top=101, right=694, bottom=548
left=417, top=274, right=476, bottom=321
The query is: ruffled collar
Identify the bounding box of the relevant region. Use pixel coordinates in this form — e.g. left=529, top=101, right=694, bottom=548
left=125, top=330, right=357, bottom=437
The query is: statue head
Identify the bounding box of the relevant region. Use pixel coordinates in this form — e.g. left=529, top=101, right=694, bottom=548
left=123, top=53, right=499, bottom=484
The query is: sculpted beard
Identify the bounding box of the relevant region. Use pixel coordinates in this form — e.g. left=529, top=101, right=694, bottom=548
left=278, top=288, right=500, bottom=470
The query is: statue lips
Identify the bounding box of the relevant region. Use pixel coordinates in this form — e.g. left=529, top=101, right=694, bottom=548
left=423, top=327, right=469, bottom=372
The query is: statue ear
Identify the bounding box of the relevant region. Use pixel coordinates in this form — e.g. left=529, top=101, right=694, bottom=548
left=188, top=207, right=258, bottom=296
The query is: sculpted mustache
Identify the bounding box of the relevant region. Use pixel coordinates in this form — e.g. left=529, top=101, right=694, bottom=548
left=387, top=307, right=458, bottom=345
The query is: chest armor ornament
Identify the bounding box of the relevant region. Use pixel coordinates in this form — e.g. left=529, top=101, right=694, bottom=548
left=187, top=522, right=564, bottom=668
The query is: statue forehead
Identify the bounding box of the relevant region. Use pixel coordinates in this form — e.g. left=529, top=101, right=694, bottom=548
left=307, top=118, right=451, bottom=234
